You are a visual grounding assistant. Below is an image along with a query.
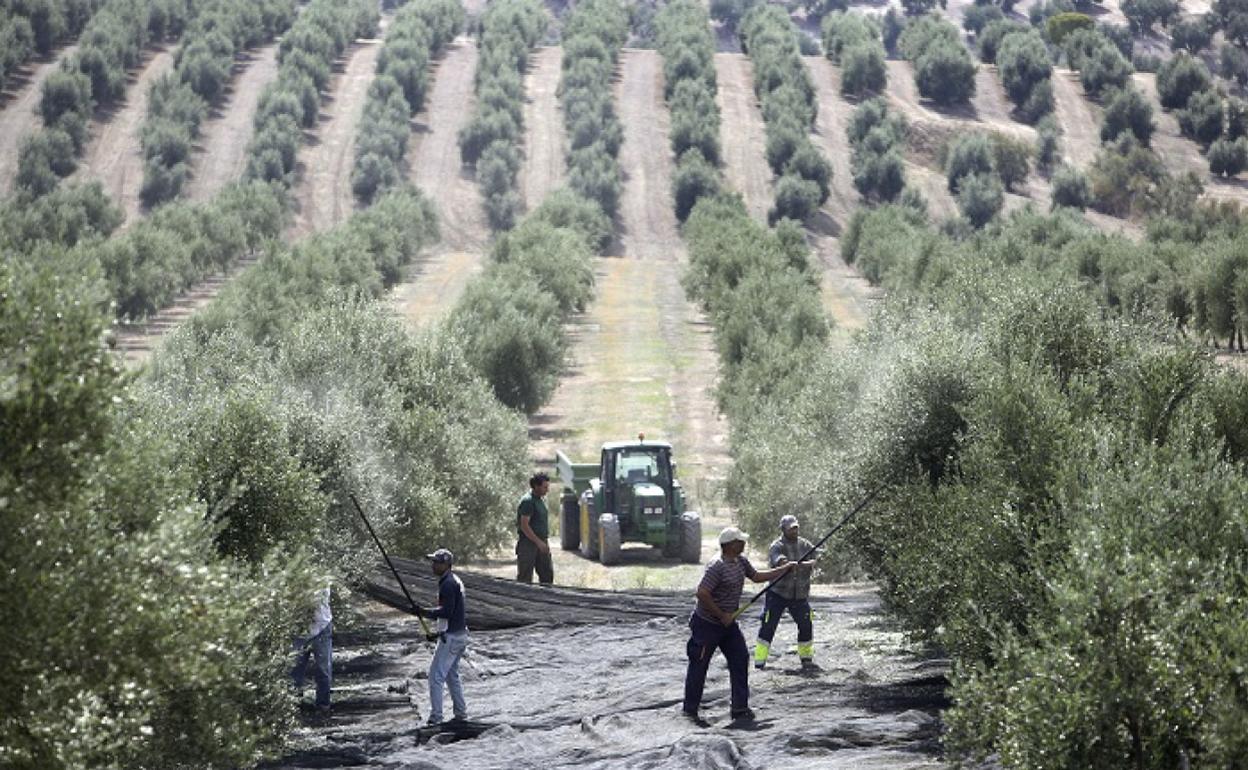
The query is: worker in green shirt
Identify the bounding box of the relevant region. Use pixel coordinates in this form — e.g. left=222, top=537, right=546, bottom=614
left=516, top=472, right=554, bottom=585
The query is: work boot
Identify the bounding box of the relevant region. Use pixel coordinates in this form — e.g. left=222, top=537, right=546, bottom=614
left=753, top=640, right=770, bottom=670
left=730, top=707, right=755, bottom=721
left=800, top=658, right=819, bottom=671
left=682, top=709, right=709, bottom=728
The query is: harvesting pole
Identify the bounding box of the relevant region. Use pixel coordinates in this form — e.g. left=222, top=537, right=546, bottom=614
left=731, top=485, right=884, bottom=622
left=348, top=492, right=435, bottom=639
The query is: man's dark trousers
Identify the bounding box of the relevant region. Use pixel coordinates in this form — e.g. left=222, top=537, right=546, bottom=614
left=516, top=538, right=554, bottom=584
left=683, top=613, right=750, bottom=714
left=757, top=593, right=813, bottom=645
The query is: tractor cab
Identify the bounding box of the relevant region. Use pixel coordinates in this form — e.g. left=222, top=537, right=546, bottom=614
left=556, top=435, right=702, bottom=565
left=600, top=442, right=673, bottom=535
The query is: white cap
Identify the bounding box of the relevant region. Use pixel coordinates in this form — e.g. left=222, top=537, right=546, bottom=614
left=718, top=526, right=749, bottom=545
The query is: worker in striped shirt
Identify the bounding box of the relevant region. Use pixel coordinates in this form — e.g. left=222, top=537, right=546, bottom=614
left=682, top=527, right=795, bottom=723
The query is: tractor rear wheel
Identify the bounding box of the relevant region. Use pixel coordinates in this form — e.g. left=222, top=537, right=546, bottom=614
left=580, top=494, right=599, bottom=560
left=599, top=514, right=622, bottom=566
left=560, top=493, right=580, bottom=551
left=679, top=512, right=702, bottom=564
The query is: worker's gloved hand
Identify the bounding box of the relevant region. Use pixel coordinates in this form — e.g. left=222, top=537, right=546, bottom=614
left=425, top=632, right=440, bottom=643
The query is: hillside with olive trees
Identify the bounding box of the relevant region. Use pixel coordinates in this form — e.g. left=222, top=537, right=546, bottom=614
left=6, top=0, right=1248, bottom=768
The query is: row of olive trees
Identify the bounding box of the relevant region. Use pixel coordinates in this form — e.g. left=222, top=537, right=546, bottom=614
left=98, top=180, right=288, bottom=319
left=0, top=0, right=106, bottom=93
left=821, top=11, right=887, bottom=98
left=0, top=179, right=121, bottom=252
left=681, top=193, right=832, bottom=523
left=847, top=97, right=911, bottom=206
left=445, top=191, right=605, bottom=412
left=1154, top=53, right=1248, bottom=178
left=22, top=183, right=284, bottom=325
left=17, top=0, right=197, bottom=198
left=1063, top=25, right=1132, bottom=97
left=995, top=26, right=1054, bottom=123
left=427, top=2, right=641, bottom=413
left=447, top=0, right=623, bottom=412
left=137, top=0, right=298, bottom=207
left=0, top=186, right=437, bottom=770
left=1, top=246, right=319, bottom=769
left=559, top=0, right=628, bottom=221
left=1055, top=25, right=1162, bottom=176
left=822, top=202, right=1248, bottom=767
left=739, top=5, right=832, bottom=224
left=842, top=184, right=1248, bottom=351
left=351, top=0, right=465, bottom=204
left=0, top=186, right=531, bottom=768
left=457, top=0, right=546, bottom=231
left=157, top=187, right=529, bottom=566
left=656, top=0, right=724, bottom=222
left=898, top=13, right=977, bottom=106
left=942, top=131, right=1032, bottom=228
left=1213, top=0, right=1248, bottom=87
left=243, top=0, right=380, bottom=187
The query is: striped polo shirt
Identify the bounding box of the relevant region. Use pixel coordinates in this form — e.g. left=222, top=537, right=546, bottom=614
left=694, top=556, right=757, bottom=622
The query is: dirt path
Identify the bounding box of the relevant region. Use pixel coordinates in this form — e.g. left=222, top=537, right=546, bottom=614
left=973, top=65, right=1034, bottom=139
left=521, top=46, right=565, bottom=211
left=185, top=43, right=282, bottom=202
left=807, top=57, right=859, bottom=228
left=1050, top=67, right=1103, bottom=169
left=0, top=45, right=78, bottom=196
left=715, top=53, right=771, bottom=222
left=289, top=19, right=389, bottom=238
left=392, top=37, right=486, bottom=328
left=77, top=47, right=176, bottom=223
left=513, top=47, right=730, bottom=590
left=615, top=48, right=682, bottom=260
left=805, top=57, right=883, bottom=339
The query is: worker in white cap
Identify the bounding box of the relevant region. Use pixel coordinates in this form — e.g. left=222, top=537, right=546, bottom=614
left=754, top=515, right=818, bottom=670
left=681, top=526, right=796, bottom=723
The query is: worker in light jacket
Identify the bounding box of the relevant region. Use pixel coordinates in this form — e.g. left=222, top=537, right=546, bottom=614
left=292, top=583, right=333, bottom=714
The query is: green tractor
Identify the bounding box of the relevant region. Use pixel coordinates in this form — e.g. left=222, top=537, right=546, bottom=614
left=555, top=436, right=702, bottom=565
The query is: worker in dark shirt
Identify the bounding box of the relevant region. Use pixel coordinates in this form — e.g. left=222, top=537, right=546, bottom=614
left=516, top=472, right=554, bottom=585
left=416, top=548, right=469, bottom=725
left=683, top=527, right=795, bottom=723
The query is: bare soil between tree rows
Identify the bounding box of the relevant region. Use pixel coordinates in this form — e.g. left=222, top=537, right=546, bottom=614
left=186, top=43, right=283, bottom=202
left=391, top=37, right=487, bottom=328
left=290, top=18, right=390, bottom=238
left=76, top=46, right=176, bottom=225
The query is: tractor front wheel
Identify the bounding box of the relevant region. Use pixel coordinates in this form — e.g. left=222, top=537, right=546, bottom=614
left=599, top=514, right=622, bottom=566
left=679, top=512, right=702, bottom=564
